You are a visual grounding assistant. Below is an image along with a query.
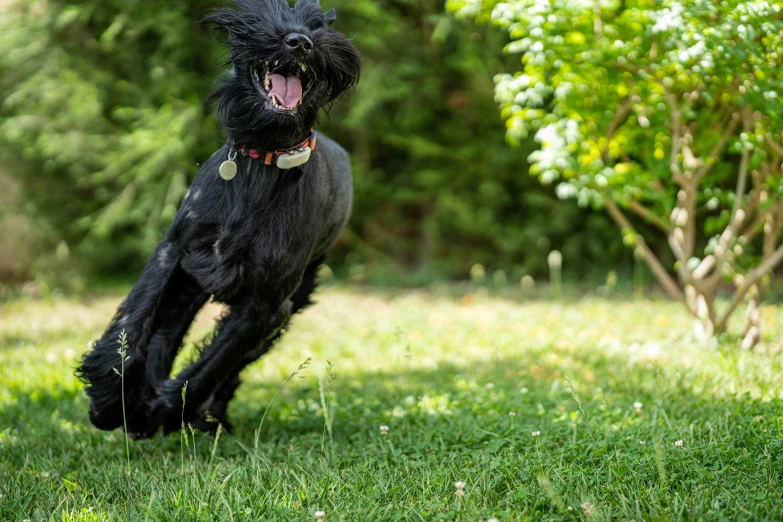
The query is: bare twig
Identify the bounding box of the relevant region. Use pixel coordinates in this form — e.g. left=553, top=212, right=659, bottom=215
left=602, top=100, right=632, bottom=162
left=649, top=179, right=666, bottom=194
left=593, top=0, right=603, bottom=39
left=730, top=145, right=750, bottom=224
left=664, top=91, right=684, bottom=181
left=695, top=116, right=739, bottom=180
left=626, top=199, right=672, bottom=233
left=692, top=255, right=715, bottom=280
left=666, top=233, right=710, bottom=297
left=681, top=183, right=697, bottom=259
left=738, top=213, right=767, bottom=243
left=765, top=135, right=783, bottom=157
left=602, top=193, right=685, bottom=303
left=716, top=243, right=783, bottom=331
left=707, top=122, right=752, bottom=287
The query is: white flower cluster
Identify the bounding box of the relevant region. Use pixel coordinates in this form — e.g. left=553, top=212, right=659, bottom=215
left=494, top=74, right=551, bottom=108
left=677, top=40, right=706, bottom=65
left=492, top=0, right=552, bottom=26
left=529, top=119, right=580, bottom=185
left=651, top=2, right=685, bottom=34
left=553, top=81, right=573, bottom=101
left=734, top=1, right=780, bottom=20
left=452, top=0, right=484, bottom=18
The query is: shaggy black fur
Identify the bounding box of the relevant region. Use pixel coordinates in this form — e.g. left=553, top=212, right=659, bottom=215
left=76, top=0, right=361, bottom=438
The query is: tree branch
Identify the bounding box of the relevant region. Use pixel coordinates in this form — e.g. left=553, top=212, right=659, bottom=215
left=602, top=100, right=631, bottom=162
left=730, top=144, right=750, bottom=224
left=664, top=90, right=684, bottom=181
left=602, top=193, right=685, bottom=303
left=707, top=124, right=752, bottom=286
left=765, top=135, right=783, bottom=157
left=626, top=199, right=672, bottom=233
left=682, top=180, right=698, bottom=259
left=695, top=116, right=739, bottom=181
left=593, top=0, right=603, bottom=39
left=716, top=242, right=783, bottom=331
left=738, top=212, right=767, bottom=243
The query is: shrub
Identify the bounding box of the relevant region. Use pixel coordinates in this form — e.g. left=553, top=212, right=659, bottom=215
left=451, top=0, right=783, bottom=347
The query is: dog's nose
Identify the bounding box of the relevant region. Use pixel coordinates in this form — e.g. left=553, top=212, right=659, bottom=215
left=284, top=33, right=313, bottom=55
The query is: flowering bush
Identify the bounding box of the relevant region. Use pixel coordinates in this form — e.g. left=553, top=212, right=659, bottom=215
left=450, top=0, right=783, bottom=347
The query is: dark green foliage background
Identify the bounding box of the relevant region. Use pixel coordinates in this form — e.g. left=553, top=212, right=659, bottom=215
left=0, top=0, right=623, bottom=284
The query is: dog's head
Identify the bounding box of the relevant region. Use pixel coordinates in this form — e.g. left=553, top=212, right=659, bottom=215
left=204, top=0, right=361, bottom=149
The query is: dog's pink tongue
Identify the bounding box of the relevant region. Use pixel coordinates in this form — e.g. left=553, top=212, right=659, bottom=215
left=268, top=74, right=302, bottom=108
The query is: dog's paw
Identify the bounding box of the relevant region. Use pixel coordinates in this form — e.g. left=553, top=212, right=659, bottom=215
left=88, top=401, right=124, bottom=432
left=145, top=395, right=182, bottom=437
left=121, top=405, right=151, bottom=440
left=122, top=425, right=154, bottom=441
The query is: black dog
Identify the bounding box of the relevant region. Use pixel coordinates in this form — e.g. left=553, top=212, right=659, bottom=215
left=77, top=0, right=360, bottom=438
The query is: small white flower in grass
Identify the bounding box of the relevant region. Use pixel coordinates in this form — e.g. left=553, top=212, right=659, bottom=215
left=675, top=439, right=684, bottom=447
left=379, top=425, right=389, bottom=435
left=455, top=481, right=465, bottom=497
left=532, top=431, right=540, bottom=437
left=639, top=440, right=645, bottom=445
left=314, top=510, right=325, bottom=521
left=509, top=412, right=516, bottom=417
left=46, top=353, right=57, bottom=363
left=486, top=382, right=495, bottom=389
left=633, top=401, right=643, bottom=413
left=567, top=505, right=573, bottom=511
left=581, top=502, right=593, bottom=517
left=520, top=387, right=529, bottom=394
left=488, top=518, right=499, bottom=522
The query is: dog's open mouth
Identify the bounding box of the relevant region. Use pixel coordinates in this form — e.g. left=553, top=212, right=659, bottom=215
left=253, top=61, right=315, bottom=113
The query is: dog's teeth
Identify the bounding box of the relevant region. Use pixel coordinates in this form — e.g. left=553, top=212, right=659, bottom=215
left=274, top=60, right=279, bottom=66
left=300, top=64, right=307, bottom=72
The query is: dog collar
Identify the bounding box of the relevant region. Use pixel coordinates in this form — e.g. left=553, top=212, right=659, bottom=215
left=219, top=130, right=317, bottom=180
left=242, top=130, right=316, bottom=167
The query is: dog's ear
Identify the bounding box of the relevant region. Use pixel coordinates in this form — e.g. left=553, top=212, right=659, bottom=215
left=202, top=0, right=291, bottom=36
left=201, top=8, right=244, bottom=38
left=324, top=9, right=336, bottom=25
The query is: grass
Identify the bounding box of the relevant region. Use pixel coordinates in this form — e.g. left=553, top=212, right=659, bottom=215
left=1, top=285, right=783, bottom=521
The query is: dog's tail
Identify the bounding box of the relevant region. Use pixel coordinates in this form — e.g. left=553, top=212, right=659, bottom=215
left=76, top=241, right=182, bottom=431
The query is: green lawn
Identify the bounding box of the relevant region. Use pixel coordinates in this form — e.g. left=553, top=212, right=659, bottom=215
left=1, top=286, right=782, bottom=521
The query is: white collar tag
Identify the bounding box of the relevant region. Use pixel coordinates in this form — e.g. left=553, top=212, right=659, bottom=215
left=276, top=147, right=312, bottom=170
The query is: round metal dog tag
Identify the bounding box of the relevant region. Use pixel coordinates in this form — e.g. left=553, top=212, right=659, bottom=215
left=219, top=150, right=238, bottom=180
left=219, top=160, right=237, bottom=180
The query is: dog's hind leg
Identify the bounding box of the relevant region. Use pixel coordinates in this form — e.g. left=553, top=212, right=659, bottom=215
left=77, top=241, right=184, bottom=431
left=193, top=257, right=323, bottom=433
left=145, top=273, right=210, bottom=387
left=146, top=301, right=274, bottom=434
left=123, top=271, right=210, bottom=437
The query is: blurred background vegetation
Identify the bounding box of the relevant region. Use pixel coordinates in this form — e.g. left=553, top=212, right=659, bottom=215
left=0, top=0, right=628, bottom=292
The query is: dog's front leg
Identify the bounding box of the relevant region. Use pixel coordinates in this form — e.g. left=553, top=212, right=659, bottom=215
left=145, top=297, right=294, bottom=435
